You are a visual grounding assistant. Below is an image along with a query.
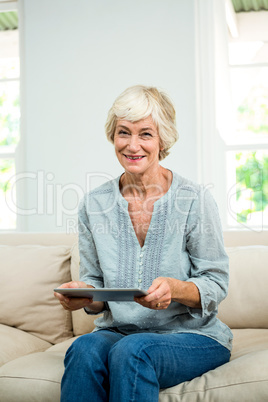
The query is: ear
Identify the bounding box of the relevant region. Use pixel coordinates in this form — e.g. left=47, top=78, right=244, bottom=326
left=158, top=147, right=164, bottom=160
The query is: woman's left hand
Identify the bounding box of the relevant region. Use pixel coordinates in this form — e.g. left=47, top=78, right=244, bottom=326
left=134, top=277, right=175, bottom=310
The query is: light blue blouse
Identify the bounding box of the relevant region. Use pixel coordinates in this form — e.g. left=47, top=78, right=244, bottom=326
left=78, top=171, right=233, bottom=351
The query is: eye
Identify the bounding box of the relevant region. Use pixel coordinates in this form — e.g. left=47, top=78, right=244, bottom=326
left=118, top=130, right=130, bottom=136
left=140, top=132, right=153, bottom=139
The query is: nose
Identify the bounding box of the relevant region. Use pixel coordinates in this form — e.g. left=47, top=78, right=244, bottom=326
left=127, top=135, right=141, bottom=152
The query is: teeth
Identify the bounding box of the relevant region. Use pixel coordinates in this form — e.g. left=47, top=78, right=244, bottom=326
left=127, top=156, right=143, bottom=160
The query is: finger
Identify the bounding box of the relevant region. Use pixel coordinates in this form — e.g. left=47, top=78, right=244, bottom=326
left=147, top=277, right=163, bottom=294
left=54, top=281, right=88, bottom=302
left=149, top=279, right=173, bottom=303
left=135, top=284, right=172, bottom=310
left=144, top=277, right=170, bottom=303
left=68, top=281, right=85, bottom=289
left=54, top=291, right=66, bottom=302
left=144, top=283, right=167, bottom=303
left=58, top=281, right=87, bottom=289
left=134, top=297, right=168, bottom=310
left=61, top=297, right=93, bottom=311
left=135, top=291, right=162, bottom=305
left=58, top=282, right=74, bottom=289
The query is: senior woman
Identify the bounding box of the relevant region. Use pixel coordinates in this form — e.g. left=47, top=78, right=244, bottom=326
left=55, top=85, right=232, bottom=402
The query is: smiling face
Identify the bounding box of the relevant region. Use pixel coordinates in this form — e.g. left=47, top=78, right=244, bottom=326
left=114, top=116, right=162, bottom=176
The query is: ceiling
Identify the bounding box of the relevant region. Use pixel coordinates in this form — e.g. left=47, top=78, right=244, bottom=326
left=0, top=2, right=268, bottom=31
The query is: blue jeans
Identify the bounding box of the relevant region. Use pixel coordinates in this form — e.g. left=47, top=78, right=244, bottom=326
left=61, top=329, right=230, bottom=402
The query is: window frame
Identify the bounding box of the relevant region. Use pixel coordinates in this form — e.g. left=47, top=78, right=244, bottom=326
left=0, top=3, right=19, bottom=231
left=226, top=58, right=268, bottom=230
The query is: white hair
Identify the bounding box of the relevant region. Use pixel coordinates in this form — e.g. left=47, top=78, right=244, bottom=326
left=105, top=85, right=178, bottom=161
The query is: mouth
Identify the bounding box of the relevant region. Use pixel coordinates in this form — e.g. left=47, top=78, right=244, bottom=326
left=123, top=154, right=145, bottom=161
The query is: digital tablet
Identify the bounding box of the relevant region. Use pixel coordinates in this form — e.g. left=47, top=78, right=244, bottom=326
left=54, top=288, right=148, bottom=301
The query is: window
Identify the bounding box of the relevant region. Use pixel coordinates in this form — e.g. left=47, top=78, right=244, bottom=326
left=226, top=16, right=268, bottom=230
left=0, top=9, right=19, bottom=230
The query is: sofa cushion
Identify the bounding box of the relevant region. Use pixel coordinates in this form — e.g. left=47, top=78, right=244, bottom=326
left=159, top=349, right=268, bottom=401
left=0, top=324, right=51, bottom=367
left=45, top=335, right=79, bottom=354
left=218, top=246, right=268, bottom=329
left=70, top=242, right=101, bottom=336
left=230, top=328, right=268, bottom=360
left=0, top=245, right=72, bottom=344
left=0, top=338, right=267, bottom=402
left=0, top=352, right=64, bottom=402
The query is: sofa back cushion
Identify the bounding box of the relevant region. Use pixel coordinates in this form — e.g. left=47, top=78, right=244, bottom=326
left=218, top=246, right=268, bottom=329
left=0, top=245, right=73, bottom=344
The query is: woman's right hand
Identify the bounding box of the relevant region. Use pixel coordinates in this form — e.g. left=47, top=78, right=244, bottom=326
left=54, top=281, right=105, bottom=313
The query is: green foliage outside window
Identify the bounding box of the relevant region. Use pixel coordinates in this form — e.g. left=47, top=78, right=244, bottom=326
left=0, top=82, right=19, bottom=229
left=235, top=72, right=268, bottom=226
left=0, top=158, right=15, bottom=229
left=236, top=151, right=268, bottom=223
left=237, top=87, right=268, bottom=135
left=0, top=159, right=13, bottom=192
left=0, top=90, right=20, bottom=147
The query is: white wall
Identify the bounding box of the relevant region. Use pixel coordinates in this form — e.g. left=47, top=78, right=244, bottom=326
left=16, top=0, right=199, bottom=232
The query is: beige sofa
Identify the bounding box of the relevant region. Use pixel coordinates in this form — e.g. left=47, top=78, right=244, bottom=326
left=0, top=231, right=268, bottom=401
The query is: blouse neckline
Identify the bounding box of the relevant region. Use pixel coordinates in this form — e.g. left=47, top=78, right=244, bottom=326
left=115, top=169, right=179, bottom=211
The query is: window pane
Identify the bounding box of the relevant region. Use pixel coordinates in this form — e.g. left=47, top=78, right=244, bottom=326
left=0, top=57, right=19, bottom=79
left=0, top=158, right=16, bottom=229
left=0, top=28, right=19, bottom=79
left=230, top=67, right=268, bottom=139
left=0, top=80, right=20, bottom=147
left=0, top=25, right=19, bottom=230
left=228, top=150, right=268, bottom=227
